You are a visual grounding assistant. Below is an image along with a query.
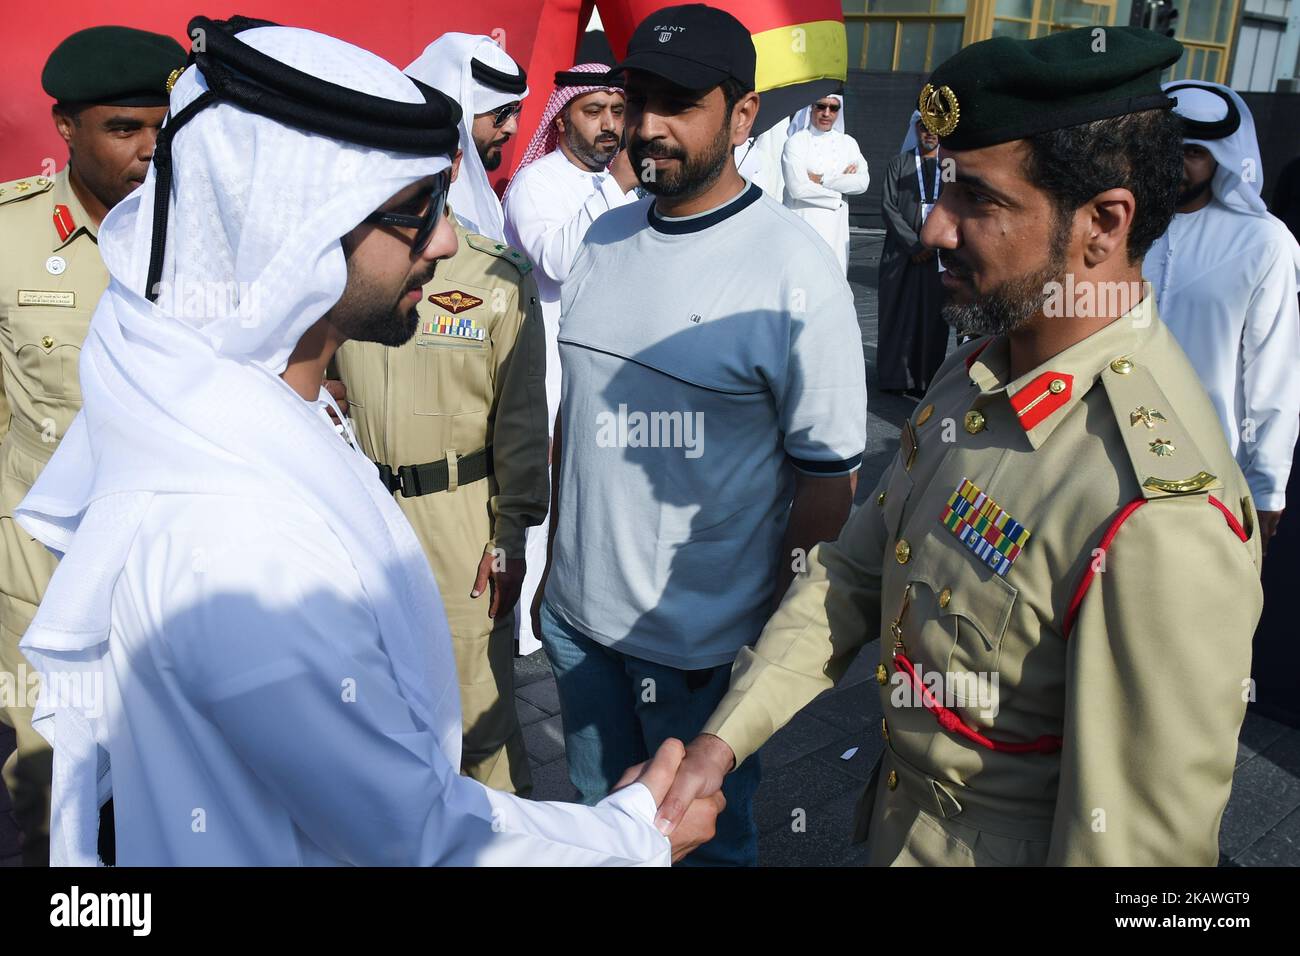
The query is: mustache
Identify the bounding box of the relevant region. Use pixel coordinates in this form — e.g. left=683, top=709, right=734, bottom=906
left=631, top=138, right=686, bottom=161
left=939, top=252, right=971, bottom=276
left=408, top=265, right=438, bottom=291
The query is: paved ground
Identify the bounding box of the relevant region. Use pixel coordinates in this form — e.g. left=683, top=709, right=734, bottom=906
left=2, top=233, right=1297, bottom=866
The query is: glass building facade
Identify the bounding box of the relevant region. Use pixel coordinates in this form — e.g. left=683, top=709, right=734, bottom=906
left=843, top=0, right=1242, bottom=82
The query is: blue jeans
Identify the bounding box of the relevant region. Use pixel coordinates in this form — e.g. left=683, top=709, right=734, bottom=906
left=539, top=601, right=760, bottom=867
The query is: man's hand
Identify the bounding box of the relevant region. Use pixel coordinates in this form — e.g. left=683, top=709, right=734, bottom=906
left=470, top=550, right=526, bottom=619
left=808, top=171, right=823, bottom=184
left=614, top=739, right=727, bottom=863
left=323, top=378, right=349, bottom=422
left=650, top=733, right=735, bottom=841
left=610, top=148, right=639, bottom=192
left=1258, top=509, right=1284, bottom=557
left=843, top=163, right=858, bottom=174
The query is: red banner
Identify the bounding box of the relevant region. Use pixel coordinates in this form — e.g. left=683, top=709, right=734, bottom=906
left=0, top=0, right=580, bottom=184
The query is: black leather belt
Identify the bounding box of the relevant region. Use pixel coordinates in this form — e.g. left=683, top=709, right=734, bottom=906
left=375, top=446, right=493, bottom=497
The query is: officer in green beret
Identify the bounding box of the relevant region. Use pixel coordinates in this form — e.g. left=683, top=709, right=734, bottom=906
left=0, top=25, right=186, bottom=866
left=651, top=26, right=1264, bottom=865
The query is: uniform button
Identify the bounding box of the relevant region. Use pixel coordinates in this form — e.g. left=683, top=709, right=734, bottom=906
left=41, top=336, right=54, bottom=349
left=938, top=587, right=952, bottom=608
left=1049, top=378, right=1066, bottom=394
left=916, top=403, right=934, bottom=426
left=887, top=770, right=899, bottom=791
left=1110, top=358, right=1134, bottom=375
left=881, top=718, right=889, bottom=741
left=964, top=409, right=986, bottom=434
left=876, top=491, right=887, bottom=506
left=895, top=538, right=911, bottom=564
left=876, top=663, right=889, bottom=685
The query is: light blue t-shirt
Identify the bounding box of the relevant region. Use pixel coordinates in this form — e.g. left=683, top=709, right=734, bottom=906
left=545, top=182, right=867, bottom=669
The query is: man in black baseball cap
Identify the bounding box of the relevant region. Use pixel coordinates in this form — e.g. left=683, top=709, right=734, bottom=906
left=538, top=3, right=869, bottom=867
left=614, top=3, right=757, bottom=202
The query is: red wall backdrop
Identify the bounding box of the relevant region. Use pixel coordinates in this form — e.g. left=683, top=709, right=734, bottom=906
left=0, top=0, right=587, bottom=184
left=0, top=1, right=843, bottom=184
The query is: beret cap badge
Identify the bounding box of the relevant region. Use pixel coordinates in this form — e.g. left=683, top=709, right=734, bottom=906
left=165, top=67, right=184, bottom=94
left=918, top=83, right=960, bottom=137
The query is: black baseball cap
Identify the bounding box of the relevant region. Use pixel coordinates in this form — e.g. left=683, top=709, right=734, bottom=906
left=616, top=4, right=756, bottom=92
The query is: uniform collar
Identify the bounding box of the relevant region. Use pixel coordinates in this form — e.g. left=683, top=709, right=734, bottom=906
left=966, top=289, right=1159, bottom=449
left=50, top=166, right=99, bottom=251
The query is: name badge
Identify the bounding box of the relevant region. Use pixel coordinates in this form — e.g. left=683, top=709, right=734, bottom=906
left=17, top=290, right=76, bottom=307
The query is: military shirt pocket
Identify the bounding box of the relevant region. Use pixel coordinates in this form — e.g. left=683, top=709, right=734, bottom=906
left=413, top=337, right=490, bottom=417
left=11, top=307, right=88, bottom=402
left=900, top=555, right=1016, bottom=705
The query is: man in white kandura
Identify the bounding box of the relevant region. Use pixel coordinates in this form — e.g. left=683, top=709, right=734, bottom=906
left=502, top=62, right=640, bottom=652
left=1144, top=80, right=1300, bottom=551
left=407, top=33, right=530, bottom=242
left=16, top=18, right=720, bottom=867
left=781, top=92, right=870, bottom=273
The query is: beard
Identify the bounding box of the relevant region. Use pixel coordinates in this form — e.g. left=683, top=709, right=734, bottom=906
left=480, top=142, right=504, bottom=171
left=330, top=260, right=438, bottom=347
left=629, top=117, right=731, bottom=198
left=564, top=119, right=620, bottom=171
left=1176, top=176, right=1212, bottom=208
left=940, top=215, right=1070, bottom=337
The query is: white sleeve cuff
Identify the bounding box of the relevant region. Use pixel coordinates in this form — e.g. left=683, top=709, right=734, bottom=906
left=596, top=783, right=671, bottom=865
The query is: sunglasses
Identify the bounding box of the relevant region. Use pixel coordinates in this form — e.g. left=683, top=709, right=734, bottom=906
left=362, top=168, right=452, bottom=255
left=488, top=101, right=523, bottom=128
left=814, top=102, right=841, bottom=113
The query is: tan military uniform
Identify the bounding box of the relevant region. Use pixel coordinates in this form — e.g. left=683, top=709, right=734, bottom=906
left=704, top=300, right=1263, bottom=865
left=0, top=167, right=107, bottom=863
left=333, top=215, right=548, bottom=795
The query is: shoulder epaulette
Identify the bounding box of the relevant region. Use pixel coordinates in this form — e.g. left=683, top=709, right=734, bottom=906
left=0, top=175, right=55, bottom=208
left=465, top=233, right=532, bottom=275
left=1099, top=355, right=1221, bottom=499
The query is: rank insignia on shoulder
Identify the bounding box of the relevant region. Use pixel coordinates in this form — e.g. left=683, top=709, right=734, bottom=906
left=940, top=478, right=1030, bottom=577
left=421, top=316, right=486, bottom=341
left=428, top=289, right=483, bottom=314
left=1129, top=405, right=1168, bottom=429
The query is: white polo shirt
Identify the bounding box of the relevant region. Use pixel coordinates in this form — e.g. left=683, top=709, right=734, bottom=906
left=546, top=181, right=867, bottom=669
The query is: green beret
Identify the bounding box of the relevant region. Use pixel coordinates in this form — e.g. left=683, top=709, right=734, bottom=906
left=42, top=25, right=187, bottom=107
left=919, top=26, right=1183, bottom=151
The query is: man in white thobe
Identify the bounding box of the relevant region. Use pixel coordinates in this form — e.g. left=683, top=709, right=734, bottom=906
left=14, top=20, right=719, bottom=867
left=1144, top=81, right=1300, bottom=550
left=407, top=34, right=530, bottom=242
left=781, top=93, right=869, bottom=273
left=502, top=63, right=639, bottom=652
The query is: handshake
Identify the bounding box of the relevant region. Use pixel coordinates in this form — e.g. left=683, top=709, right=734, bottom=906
left=616, top=733, right=738, bottom=863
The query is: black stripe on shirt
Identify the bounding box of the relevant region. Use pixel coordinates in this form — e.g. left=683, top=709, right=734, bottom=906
left=647, top=182, right=763, bottom=234
left=790, top=452, right=863, bottom=475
